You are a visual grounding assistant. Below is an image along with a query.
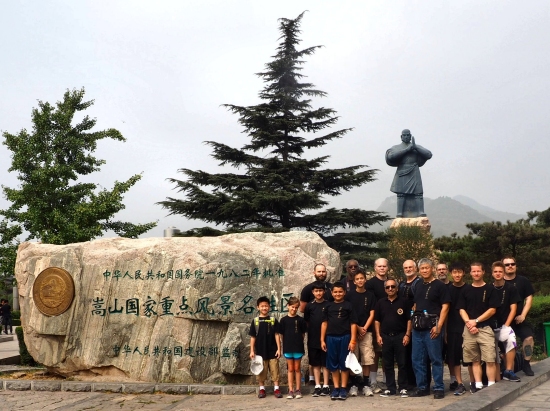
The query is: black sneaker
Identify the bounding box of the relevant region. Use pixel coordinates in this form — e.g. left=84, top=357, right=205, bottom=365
left=522, top=361, right=535, bottom=376
left=454, top=384, right=467, bottom=396
left=409, top=388, right=430, bottom=397
left=449, top=381, right=458, bottom=391
left=434, top=390, right=444, bottom=399
left=321, top=386, right=330, bottom=396
left=312, top=387, right=321, bottom=397
left=470, top=383, right=483, bottom=394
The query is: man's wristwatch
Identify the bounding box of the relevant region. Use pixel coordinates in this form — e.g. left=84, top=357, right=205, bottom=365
left=475, top=318, right=479, bottom=324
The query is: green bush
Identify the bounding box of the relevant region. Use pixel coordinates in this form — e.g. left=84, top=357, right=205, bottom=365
left=528, top=295, right=550, bottom=350
left=11, top=310, right=20, bottom=320
left=12, top=319, right=21, bottom=327
left=15, top=326, right=36, bottom=366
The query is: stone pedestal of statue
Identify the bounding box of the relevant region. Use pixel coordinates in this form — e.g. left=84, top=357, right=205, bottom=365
left=390, top=216, right=431, bottom=232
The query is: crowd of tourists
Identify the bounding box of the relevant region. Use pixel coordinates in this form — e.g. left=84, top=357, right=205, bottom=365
left=249, top=256, right=535, bottom=401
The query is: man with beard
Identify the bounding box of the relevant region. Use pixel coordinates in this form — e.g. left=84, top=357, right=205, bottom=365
left=502, top=257, right=535, bottom=376
left=437, top=263, right=450, bottom=285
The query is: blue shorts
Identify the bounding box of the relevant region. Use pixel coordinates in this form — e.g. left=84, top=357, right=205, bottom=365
left=284, top=352, right=304, bottom=359
left=326, top=334, right=351, bottom=371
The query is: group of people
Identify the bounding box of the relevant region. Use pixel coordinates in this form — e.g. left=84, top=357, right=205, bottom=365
left=249, top=256, right=536, bottom=401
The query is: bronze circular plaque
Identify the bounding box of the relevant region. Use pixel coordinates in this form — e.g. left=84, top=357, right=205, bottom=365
left=32, top=267, right=75, bottom=316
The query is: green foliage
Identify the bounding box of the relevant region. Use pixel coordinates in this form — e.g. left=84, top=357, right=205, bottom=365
left=1, top=88, right=157, bottom=244
left=15, top=326, right=37, bottom=366
left=159, top=13, right=388, bottom=255
left=529, top=294, right=550, bottom=349
left=386, top=225, right=435, bottom=278
left=11, top=310, right=20, bottom=320
left=0, top=220, right=20, bottom=286
left=435, top=217, right=550, bottom=292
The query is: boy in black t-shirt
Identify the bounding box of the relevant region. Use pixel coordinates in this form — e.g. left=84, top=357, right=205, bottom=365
left=279, top=296, right=308, bottom=399
left=249, top=296, right=282, bottom=399
left=321, top=282, right=358, bottom=401
left=345, top=271, right=376, bottom=396
left=304, top=282, right=331, bottom=397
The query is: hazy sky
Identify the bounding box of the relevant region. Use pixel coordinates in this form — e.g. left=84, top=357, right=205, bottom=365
left=1, top=1, right=549, bottom=238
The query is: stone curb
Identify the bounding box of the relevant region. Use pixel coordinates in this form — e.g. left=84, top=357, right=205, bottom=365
left=439, top=357, right=550, bottom=411
left=0, top=380, right=264, bottom=395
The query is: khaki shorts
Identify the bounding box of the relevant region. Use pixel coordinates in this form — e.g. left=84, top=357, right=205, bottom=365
left=258, top=358, right=280, bottom=383
left=462, top=325, right=496, bottom=363
left=354, top=331, right=375, bottom=367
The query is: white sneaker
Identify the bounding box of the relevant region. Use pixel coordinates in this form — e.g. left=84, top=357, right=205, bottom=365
left=362, top=385, right=374, bottom=396
left=349, top=385, right=358, bottom=397
left=371, top=382, right=382, bottom=394
left=400, top=389, right=408, bottom=398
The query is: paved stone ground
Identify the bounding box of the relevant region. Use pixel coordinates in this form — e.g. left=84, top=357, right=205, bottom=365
left=499, top=379, right=550, bottom=411
left=0, top=389, right=463, bottom=411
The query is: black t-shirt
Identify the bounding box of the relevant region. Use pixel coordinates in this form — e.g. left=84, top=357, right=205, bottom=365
left=374, top=296, right=412, bottom=335
left=457, top=284, right=500, bottom=328
left=248, top=316, right=280, bottom=359
left=399, top=276, right=420, bottom=302
left=505, top=275, right=535, bottom=315
left=366, top=276, right=387, bottom=301
left=345, top=289, right=376, bottom=331
left=447, top=283, right=466, bottom=333
left=304, top=300, right=330, bottom=349
left=279, top=315, right=307, bottom=354
left=300, top=281, right=333, bottom=303
left=323, top=300, right=358, bottom=336
left=340, top=275, right=356, bottom=294
left=413, top=279, right=451, bottom=315
left=1, top=304, right=11, bottom=317
left=493, top=283, right=522, bottom=327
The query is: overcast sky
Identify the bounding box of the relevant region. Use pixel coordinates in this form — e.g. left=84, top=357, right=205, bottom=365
left=1, top=1, right=549, bottom=238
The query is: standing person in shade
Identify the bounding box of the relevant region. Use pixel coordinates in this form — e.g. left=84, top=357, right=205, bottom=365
left=399, top=259, right=421, bottom=390
left=1, top=299, right=12, bottom=335
left=249, top=296, right=282, bottom=399
left=492, top=261, right=521, bottom=382
left=375, top=278, right=413, bottom=398
left=279, top=297, right=308, bottom=399
left=320, top=282, right=358, bottom=401
left=299, top=263, right=333, bottom=386
left=409, top=258, right=450, bottom=399
left=503, top=257, right=536, bottom=376
left=346, top=271, right=376, bottom=397
left=365, top=257, right=389, bottom=393
left=304, top=282, right=331, bottom=397
left=458, top=262, right=500, bottom=393
left=342, top=260, right=359, bottom=294
left=446, top=262, right=468, bottom=395
left=437, top=263, right=450, bottom=284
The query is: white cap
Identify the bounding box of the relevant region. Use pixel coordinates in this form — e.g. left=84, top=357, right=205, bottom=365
left=250, top=355, right=264, bottom=375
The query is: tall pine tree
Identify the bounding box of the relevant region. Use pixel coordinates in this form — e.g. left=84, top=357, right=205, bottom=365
left=160, top=13, right=388, bottom=262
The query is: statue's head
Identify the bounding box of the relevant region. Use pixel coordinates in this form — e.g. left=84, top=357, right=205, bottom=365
left=401, top=129, right=411, bottom=143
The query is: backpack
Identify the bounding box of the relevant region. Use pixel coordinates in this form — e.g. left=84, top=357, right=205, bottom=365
left=253, top=316, right=275, bottom=336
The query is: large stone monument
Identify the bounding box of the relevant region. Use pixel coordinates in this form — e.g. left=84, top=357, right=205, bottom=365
left=15, top=232, right=340, bottom=383
left=385, top=129, right=432, bottom=219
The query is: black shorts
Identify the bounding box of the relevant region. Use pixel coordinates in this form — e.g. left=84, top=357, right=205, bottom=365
left=308, top=346, right=327, bottom=367
left=511, top=321, right=534, bottom=340
left=446, top=331, right=463, bottom=367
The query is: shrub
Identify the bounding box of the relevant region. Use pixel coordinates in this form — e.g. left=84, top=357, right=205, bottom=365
left=528, top=295, right=550, bottom=350
left=15, top=326, right=36, bottom=366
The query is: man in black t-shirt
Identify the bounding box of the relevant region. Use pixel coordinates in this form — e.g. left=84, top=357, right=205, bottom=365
left=374, top=278, right=412, bottom=398
left=458, top=262, right=500, bottom=392
left=503, top=256, right=535, bottom=376
left=299, top=263, right=333, bottom=313
left=492, top=261, right=522, bottom=382
left=409, top=258, right=450, bottom=400
left=341, top=259, right=359, bottom=293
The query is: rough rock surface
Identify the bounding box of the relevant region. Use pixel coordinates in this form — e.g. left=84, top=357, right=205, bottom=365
left=15, top=232, right=340, bottom=383
left=390, top=216, right=431, bottom=232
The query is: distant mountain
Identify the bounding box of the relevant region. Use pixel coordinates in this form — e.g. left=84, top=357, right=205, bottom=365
left=374, top=196, right=526, bottom=238
left=452, top=195, right=525, bottom=223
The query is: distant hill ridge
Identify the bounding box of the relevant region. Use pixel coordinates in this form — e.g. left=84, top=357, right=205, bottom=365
left=374, top=195, right=525, bottom=237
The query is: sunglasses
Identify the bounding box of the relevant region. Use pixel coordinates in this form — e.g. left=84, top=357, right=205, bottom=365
left=504, top=263, right=516, bottom=267
left=385, top=285, right=396, bottom=289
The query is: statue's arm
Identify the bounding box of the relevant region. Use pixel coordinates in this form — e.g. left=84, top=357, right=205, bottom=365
left=415, top=144, right=432, bottom=160
left=385, top=146, right=409, bottom=166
